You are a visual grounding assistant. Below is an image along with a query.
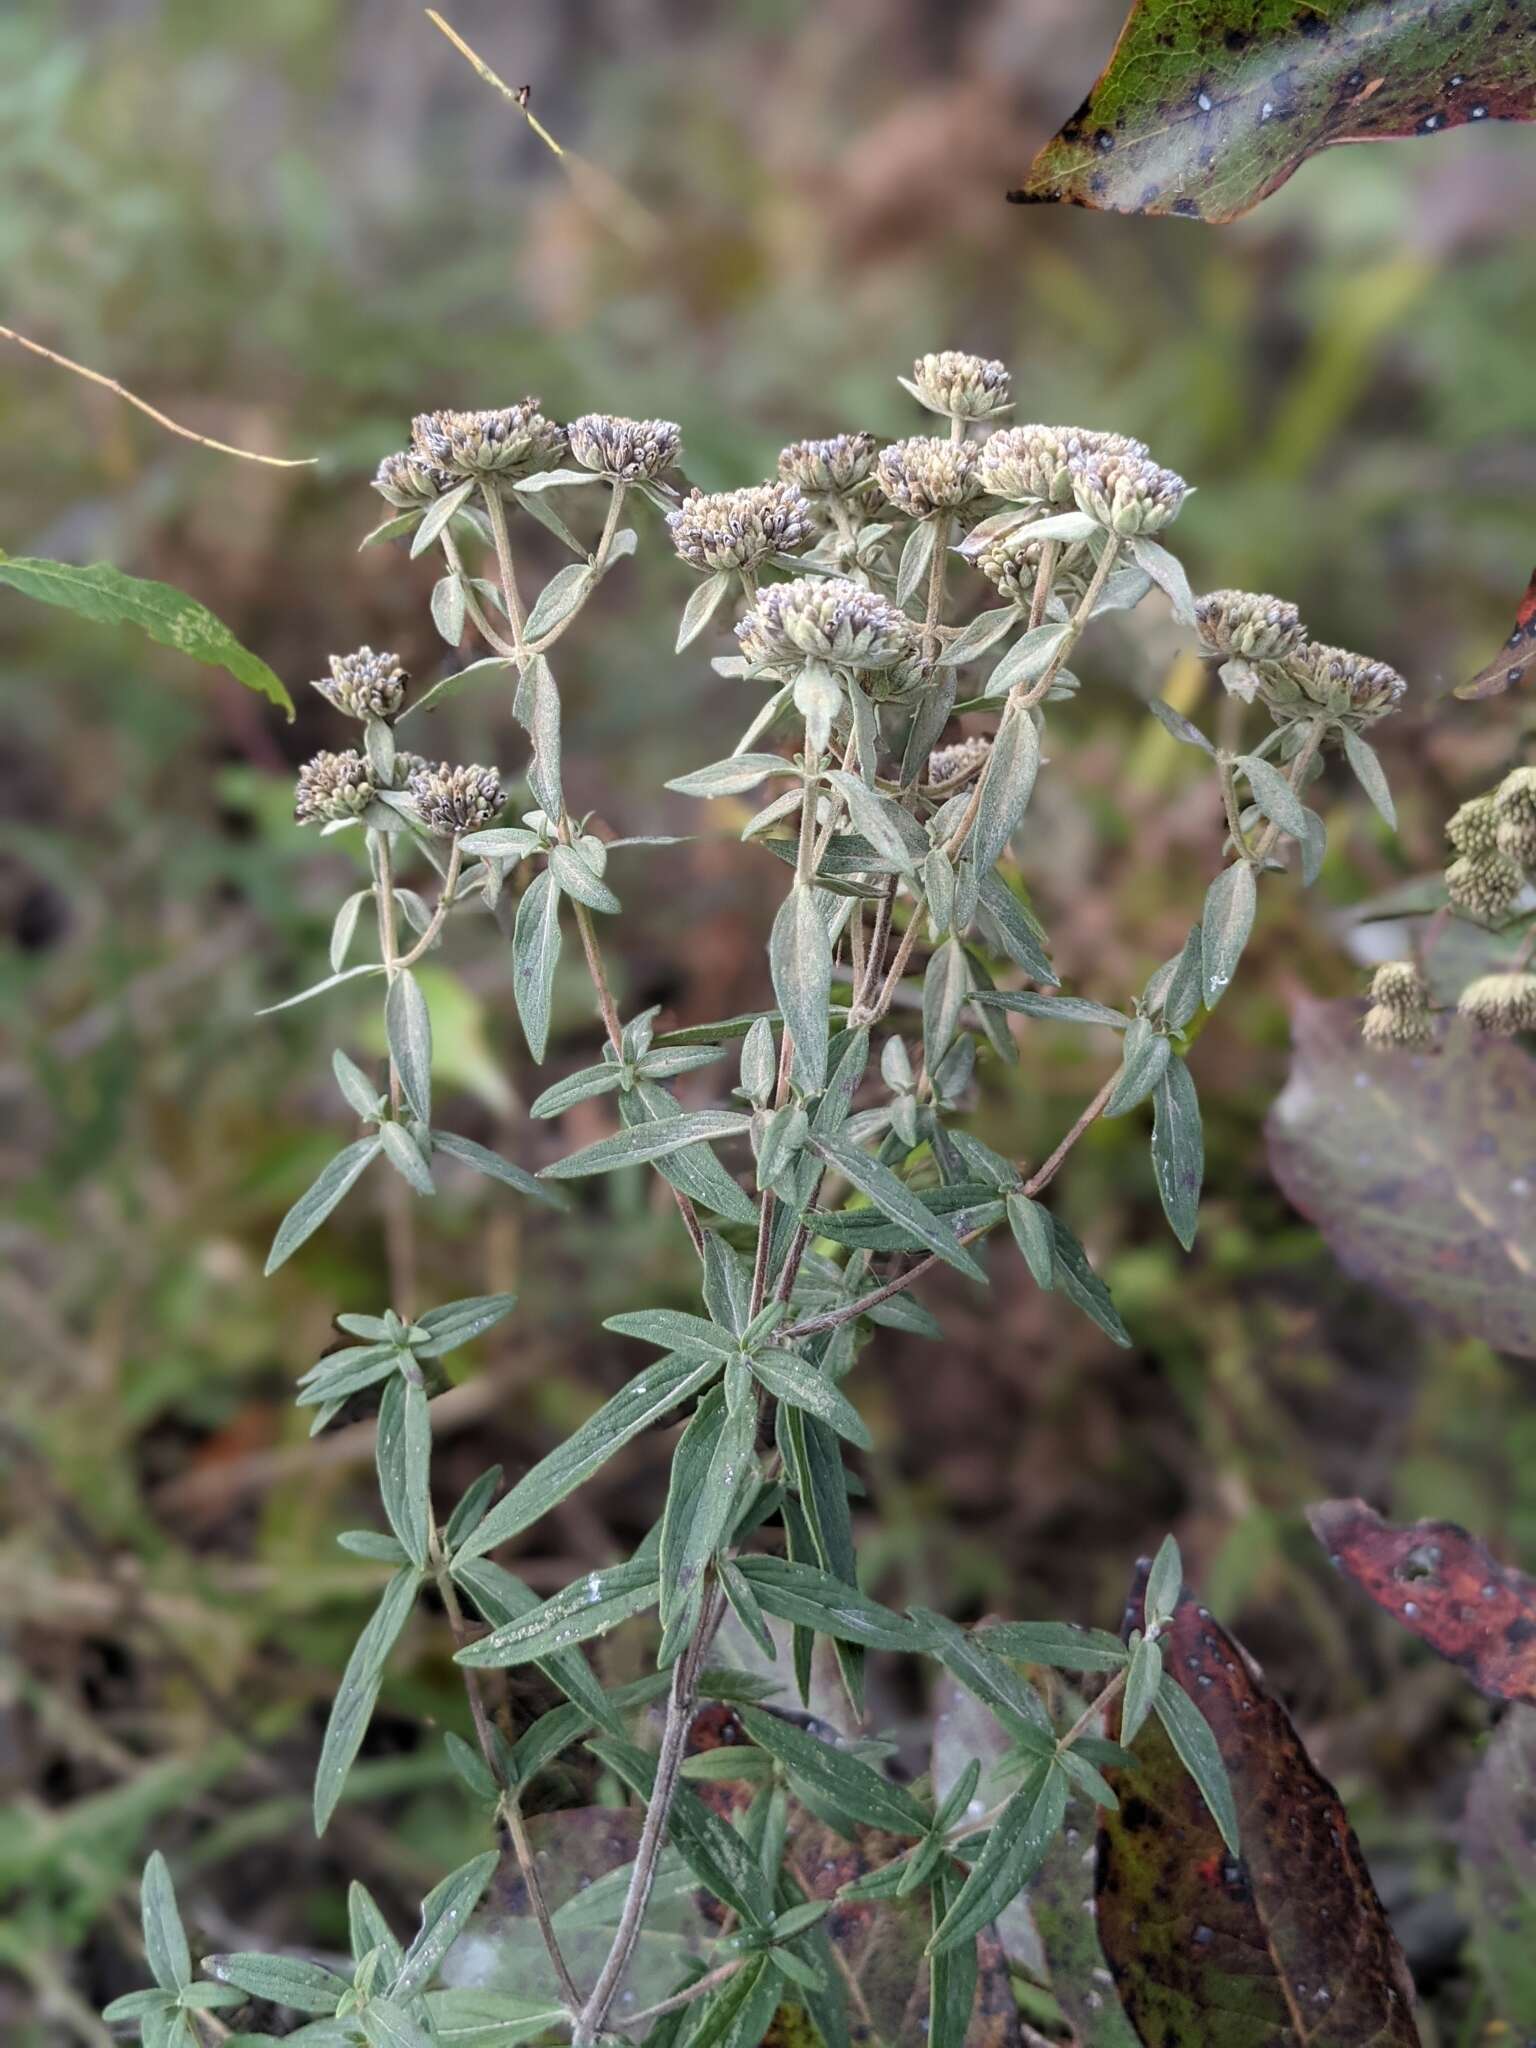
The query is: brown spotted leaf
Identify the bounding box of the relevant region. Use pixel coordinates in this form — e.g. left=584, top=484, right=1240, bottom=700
left=1462, top=1703, right=1536, bottom=2029
left=1308, top=1498, right=1536, bottom=1705
left=1265, top=997, right=1536, bottom=1358
left=1015, top=1, right=1536, bottom=224
left=1096, top=1565, right=1420, bottom=2046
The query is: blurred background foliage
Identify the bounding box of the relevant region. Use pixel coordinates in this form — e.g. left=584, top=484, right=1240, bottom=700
left=3, top=0, right=1536, bottom=2040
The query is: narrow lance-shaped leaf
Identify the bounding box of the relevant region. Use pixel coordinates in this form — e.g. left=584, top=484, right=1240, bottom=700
left=385, top=970, right=433, bottom=1126
left=809, top=1133, right=987, bottom=1283
left=314, top=1567, right=420, bottom=1835
left=375, top=1376, right=432, bottom=1571
left=512, top=868, right=562, bottom=1065
left=455, top=1559, right=661, bottom=1668
left=1151, top=1053, right=1203, bottom=1251
left=0, top=549, right=294, bottom=716
left=931, top=1757, right=1069, bottom=1955
left=1200, top=860, right=1256, bottom=1009
left=141, top=1852, right=192, bottom=1994
left=265, top=1137, right=382, bottom=1275
left=771, top=883, right=832, bottom=1094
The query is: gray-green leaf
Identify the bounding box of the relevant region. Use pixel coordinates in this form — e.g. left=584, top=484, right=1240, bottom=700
left=512, top=868, right=562, bottom=1064
left=141, top=1852, right=191, bottom=1994
left=385, top=971, right=433, bottom=1126
left=1200, top=861, right=1257, bottom=1009
left=266, top=1137, right=382, bottom=1275
left=314, top=1567, right=420, bottom=1834
left=771, top=884, right=832, bottom=1094
left=1151, top=1055, right=1203, bottom=1251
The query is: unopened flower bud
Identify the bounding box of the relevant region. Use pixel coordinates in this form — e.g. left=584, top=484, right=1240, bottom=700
left=1071, top=451, right=1187, bottom=536
left=1458, top=972, right=1536, bottom=1034
left=407, top=761, right=504, bottom=836
left=736, top=575, right=914, bottom=672
left=567, top=413, right=681, bottom=480
left=1446, top=795, right=1499, bottom=859
left=411, top=402, right=567, bottom=484
left=668, top=482, right=813, bottom=572
left=295, top=750, right=374, bottom=825
left=927, top=735, right=992, bottom=785
left=976, top=425, right=1146, bottom=507
left=1369, top=960, right=1428, bottom=1014
left=908, top=351, right=1011, bottom=422
left=373, top=449, right=453, bottom=507
left=1361, top=1002, right=1434, bottom=1051
left=876, top=436, right=982, bottom=518
left=313, top=646, right=407, bottom=721
left=1295, top=643, right=1406, bottom=723
left=973, top=527, right=1079, bottom=606
left=1194, top=590, right=1306, bottom=664
left=1445, top=852, right=1523, bottom=920
left=777, top=432, right=879, bottom=497
left=1495, top=764, right=1536, bottom=824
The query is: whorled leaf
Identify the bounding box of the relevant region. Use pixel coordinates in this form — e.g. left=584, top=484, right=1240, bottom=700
left=1095, top=1565, right=1419, bottom=2047
left=1308, top=1498, right=1536, bottom=1705
left=1014, top=1, right=1536, bottom=224
left=1266, top=997, right=1536, bottom=1357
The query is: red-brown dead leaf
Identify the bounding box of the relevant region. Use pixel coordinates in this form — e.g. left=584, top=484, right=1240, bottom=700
left=1308, top=1498, right=1536, bottom=1706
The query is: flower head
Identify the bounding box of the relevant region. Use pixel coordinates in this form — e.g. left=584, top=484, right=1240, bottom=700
left=972, top=526, right=1087, bottom=607
left=1369, top=960, right=1429, bottom=1014
left=408, top=761, right=504, bottom=836
left=976, top=425, right=1146, bottom=507
left=373, top=449, right=454, bottom=507
left=1494, top=766, right=1536, bottom=867
left=927, top=735, right=992, bottom=786
left=777, top=432, right=879, bottom=498
left=1445, top=851, right=1523, bottom=921
left=295, top=750, right=374, bottom=825
left=1194, top=590, right=1306, bottom=665
left=411, top=402, right=567, bottom=484
left=736, top=576, right=914, bottom=672
left=668, top=482, right=814, bottom=572
left=1071, top=450, right=1187, bottom=536
left=1294, top=642, right=1406, bottom=723
left=312, top=646, right=407, bottom=722
left=908, top=351, right=1011, bottom=422
left=875, top=436, right=982, bottom=519
left=567, top=413, right=681, bottom=480
left=1446, top=795, right=1499, bottom=860
left=1362, top=1002, right=1434, bottom=1051
left=1458, top=972, right=1536, bottom=1035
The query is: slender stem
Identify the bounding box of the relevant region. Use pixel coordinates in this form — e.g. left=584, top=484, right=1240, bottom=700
left=394, top=840, right=464, bottom=970
left=372, top=831, right=418, bottom=1318
left=1027, top=539, right=1060, bottom=631
left=482, top=484, right=529, bottom=645
left=1217, top=754, right=1256, bottom=861
left=440, top=527, right=521, bottom=661
left=1249, top=715, right=1328, bottom=866
left=610, top=1958, right=746, bottom=2033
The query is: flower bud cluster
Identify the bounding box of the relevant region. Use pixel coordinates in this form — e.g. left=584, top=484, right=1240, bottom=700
left=927, top=735, right=992, bottom=786
left=736, top=576, right=913, bottom=673
left=295, top=750, right=374, bottom=825
left=974, top=527, right=1086, bottom=607
left=876, top=437, right=982, bottom=519
left=568, top=413, right=681, bottom=481
left=777, top=432, right=879, bottom=499
left=1070, top=450, right=1187, bottom=537
left=908, top=351, right=1011, bottom=422
left=411, top=402, right=568, bottom=484
left=312, top=647, right=407, bottom=721
left=1458, top=972, right=1536, bottom=1035
left=1361, top=959, right=1433, bottom=1051
left=1194, top=591, right=1305, bottom=665
left=407, top=761, right=505, bottom=837
left=1197, top=589, right=1405, bottom=734
left=668, top=482, right=814, bottom=571
left=975, top=425, right=1148, bottom=508
left=1494, top=765, right=1536, bottom=869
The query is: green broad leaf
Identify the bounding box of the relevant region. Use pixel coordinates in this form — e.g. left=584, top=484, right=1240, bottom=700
left=587, top=1736, right=774, bottom=1927
left=0, top=550, right=294, bottom=716
left=971, top=707, right=1041, bottom=870
left=385, top=972, right=433, bottom=1126
left=414, top=1294, right=519, bottom=1357
left=430, top=570, right=466, bottom=647
left=914, top=1608, right=1054, bottom=1744
left=256, top=963, right=385, bottom=1017
left=1342, top=725, right=1398, bottom=829
left=1151, top=1055, right=1203, bottom=1251
left=1238, top=751, right=1311, bottom=842
left=1152, top=1672, right=1240, bottom=1855
left=528, top=1062, right=625, bottom=1118
left=141, top=1851, right=192, bottom=1994
left=896, top=516, right=939, bottom=607
left=548, top=842, right=620, bottom=915
left=453, top=1560, right=661, bottom=1667
left=748, top=1348, right=871, bottom=1450
left=1102, top=1017, right=1173, bottom=1119
left=409, top=478, right=476, bottom=559
left=974, top=1620, right=1129, bottom=1673
left=929, top=1865, right=980, bottom=2048
left=800, top=1183, right=998, bottom=1253
left=972, top=988, right=1128, bottom=1030
left=771, top=883, right=832, bottom=1094
left=921, top=938, right=972, bottom=1073
left=930, top=1758, right=1068, bottom=1955
left=719, top=1556, right=778, bottom=1662
left=266, top=1137, right=382, bottom=1275
left=676, top=568, right=733, bottom=652
left=653, top=1009, right=782, bottom=1048
left=449, top=1557, right=624, bottom=1738
left=541, top=1109, right=753, bottom=1180
left=736, top=1705, right=927, bottom=1838
left=1162, top=922, right=1204, bottom=1034
left=455, top=1351, right=720, bottom=1562
left=1005, top=1191, right=1054, bottom=1290
left=659, top=1388, right=755, bottom=1648
left=392, top=1851, right=498, bottom=1999
left=1048, top=1213, right=1132, bottom=1348
left=667, top=753, right=792, bottom=798
left=511, top=868, right=562, bottom=1064
left=809, top=1134, right=987, bottom=1282
left=314, top=1567, right=420, bottom=1834
left=375, top=1377, right=432, bottom=1571
left=201, top=1954, right=349, bottom=2015
left=603, top=1309, right=738, bottom=1361
left=380, top=1121, right=435, bottom=1195
left=680, top=1956, right=779, bottom=2048
left=734, top=1556, right=930, bottom=1652
left=1200, top=860, right=1256, bottom=1010
left=361, top=1997, right=434, bottom=2048
left=429, top=1130, right=564, bottom=1209
left=640, top=1045, right=729, bottom=1083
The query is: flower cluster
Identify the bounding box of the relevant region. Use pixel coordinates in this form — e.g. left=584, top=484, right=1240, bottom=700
left=311, top=646, right=407, bottom=721
left=777, top=431, right=879, bottom=499
left=411, top=401, right=568, bottom=484
left=1440, top=767, right=1536, bottom=925
left=927, top=734, right=992, bottom=786
left=568, top=413, right=681, bottom=481
left=976, top=425, right=1147, bottom=508
left=1458, top=972, right=1536, bottom=1035
left=1361, top=959, right=1433, bottom=1051
left=668, top=482, right=814, bottom=572
left=407, top=761, right=504, bottom=837
left=1199, top=590, right=1405, bottom=734
left=1194, top=591, right=1305, bottom=665
left=294, top=750, right=373, bottom=825
left=736, top=576, right=913, bottom=672
left=875, top=436, right=982, bottom=518
left=1071, top=449, right=1187, bottom=537
left=907, top=350, right=1012, bottom=422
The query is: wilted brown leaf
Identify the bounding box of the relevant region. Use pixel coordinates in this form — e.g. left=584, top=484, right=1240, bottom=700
left=1096, top=1564, right=1420, bottom=2046
left=1309, top=1498, right=1536, bottom=1705
left=1266, top=998, right=1536, bottom=1357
